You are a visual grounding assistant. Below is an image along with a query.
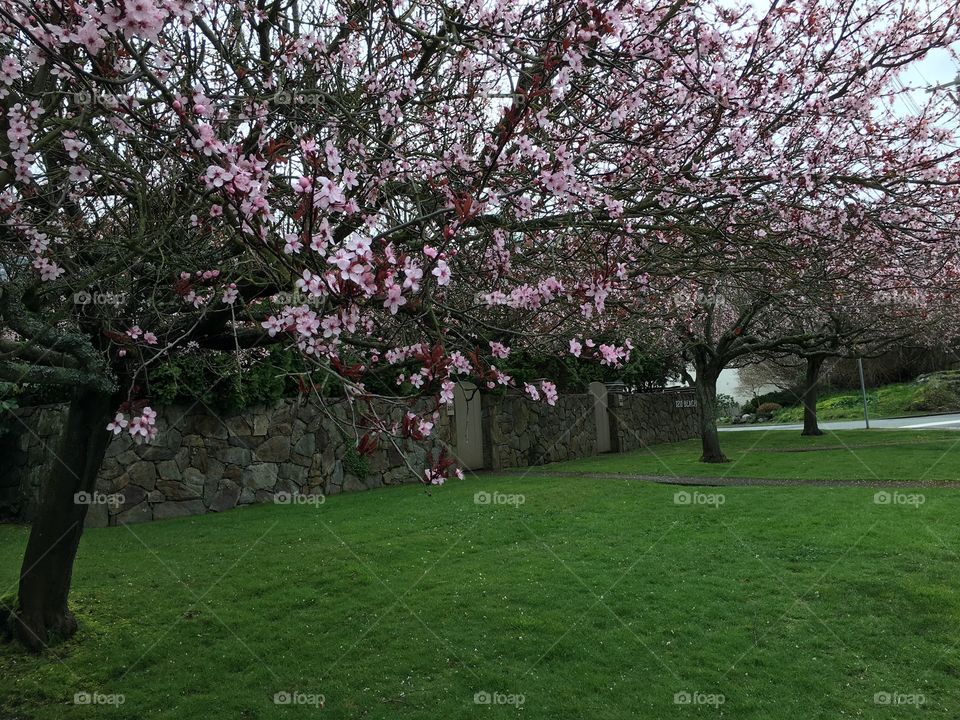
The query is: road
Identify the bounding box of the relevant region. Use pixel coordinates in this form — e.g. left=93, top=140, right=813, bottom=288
left=720, top=413, right=960, bottom=432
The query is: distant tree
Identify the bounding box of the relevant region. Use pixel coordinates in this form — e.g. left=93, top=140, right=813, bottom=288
left=600, top=0, right=960, bottom=461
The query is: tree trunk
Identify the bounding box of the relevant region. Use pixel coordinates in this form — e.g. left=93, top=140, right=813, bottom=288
left=694, top=360, right=728, bottom=463
left=800, top=356, right=825, bottom=437
left=12, top=387, right=116, bottom=652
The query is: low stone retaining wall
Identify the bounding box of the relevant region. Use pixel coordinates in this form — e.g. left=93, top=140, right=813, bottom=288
left=1, top=388, right=699, bottom=526
left=483, top=393, right=598, bottom=470
left=609, top=390, right=700, bottom=452
left=1, top=398, right=449, bottom=527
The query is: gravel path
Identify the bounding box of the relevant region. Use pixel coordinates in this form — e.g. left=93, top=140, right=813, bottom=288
left=521, top=470, right=960, bottom=489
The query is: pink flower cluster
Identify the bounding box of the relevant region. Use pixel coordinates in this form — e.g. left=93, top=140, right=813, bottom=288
left=106, top=407, right=158, bottom=444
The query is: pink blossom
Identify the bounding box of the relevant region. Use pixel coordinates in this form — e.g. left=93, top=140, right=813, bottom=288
left=489, top=341, right=510, bottom=359
left=321, top=315, right=341, bottom=338
left=283, top=233, right=303, bottom=254
left=541, top=381, right=558, bottom=406
left=128, top=407, right=158, bottom=444
left=403, top=259, right=423, bottom=292
left=261, top=315, right=286, bottom=337
left=440, top=379, right=456, bottom=405
left=524, top=383, right=540, bottom=401
left=32, top=257, right=64, bottom=282
left=106, top=413, right=128, bottom=435
left=295, top=270, right=326, bottom=297
left=292, top=176, right=313, bottom=193
left=314, top=177, right=346, bottom=210
left=204, top=165, right=233, bottom=189
left=424, top=469, right=445, bottom=485
left=0, top=55, right=20, bottom=86
left=62, top=137, right=86, bottom=159
left=431, top=260, right=451, bottom=286
left=75, top=21, right=105, bottom=54
left=383, top=283, right=406, bottom=315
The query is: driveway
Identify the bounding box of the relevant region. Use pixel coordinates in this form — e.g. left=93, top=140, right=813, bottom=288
left=720, top=413, right=960, bottom=432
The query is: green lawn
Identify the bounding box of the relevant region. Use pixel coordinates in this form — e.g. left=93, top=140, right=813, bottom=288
left=545, top=429, right=960, bottom=481
left=772, top=382, right=955, bottom=423
left=2, top=433, right=960, bottom=719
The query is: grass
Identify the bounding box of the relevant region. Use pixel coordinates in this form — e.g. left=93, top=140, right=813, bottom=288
left=544, top=429, right=960, bottom=481
left=1, top=430, right=960, bottom=718
left=772, top=381, right=955, bottom=423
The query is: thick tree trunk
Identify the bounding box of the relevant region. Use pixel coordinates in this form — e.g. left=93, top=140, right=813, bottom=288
left=800, top=356, right=825, bottom=437
left=12, top=388, right=116, bottom=652
left=694, top=360, right=728, bottom=463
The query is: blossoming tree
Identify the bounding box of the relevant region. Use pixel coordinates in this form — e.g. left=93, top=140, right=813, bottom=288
left=2, top=0, right=959, bottom=651
left=0, top=0, right=652, bottom=650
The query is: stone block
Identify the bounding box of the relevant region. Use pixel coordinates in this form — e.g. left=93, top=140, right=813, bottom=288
left=216, top=447, right=251, bottom=465
left=84, top=503, right=110, bottom=529
left=209, top=482, right=241, bottom=512
left=343, top=474, right=366, bottom=493
left=242, top=463, right=278, bottom=490
left=157, top=460, right=181, bottom=481
left=293, top=434, right=316, bottom=457
left=224, top=415, right=252, bottom=437
left=157, top=480, right=201, bottom=501
left=153, top=500, right=206, bottom=521
left=279, top=464, right=308, bottom=487
left=254, top=490, right=274, bottom=503
left=118, top=484, right=147, bottom=511
left=255, top=436, right=290, bottom=463
left=116, top=502, right=153, bottom=525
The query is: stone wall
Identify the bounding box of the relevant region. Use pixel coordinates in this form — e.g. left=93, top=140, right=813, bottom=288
left=483, top=393, right=599, bottom=470
left=2, top=399, right=450, bottom=528
left=0, top=404, right=64, bottom=521
left=1, top=388, right=700, bottom=526
left=609, top=389, right=700, bottom=452
left=480, top=389, right=699, bottom=469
